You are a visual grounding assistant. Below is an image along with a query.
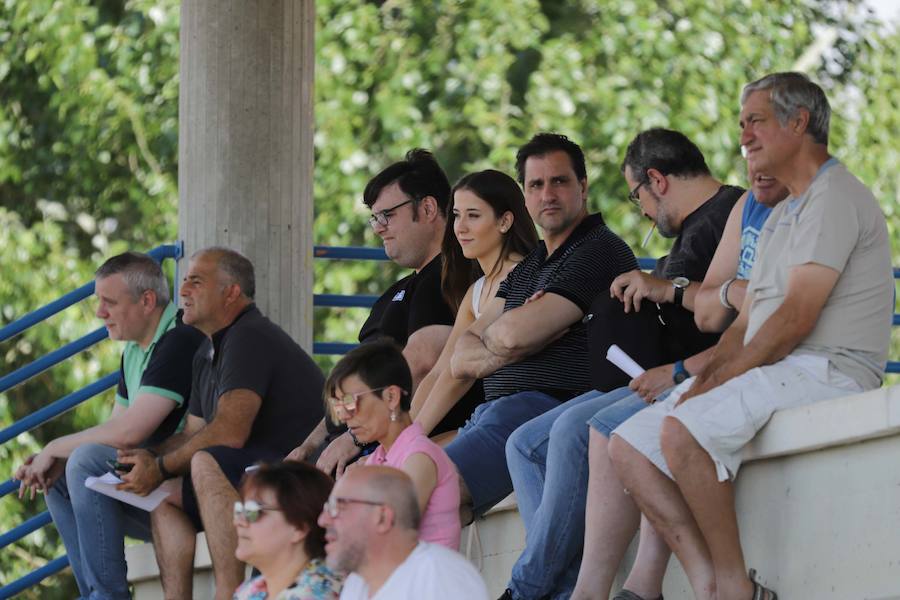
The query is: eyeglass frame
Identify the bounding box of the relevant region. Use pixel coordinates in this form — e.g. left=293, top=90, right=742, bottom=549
left=233, top=499, right=282, bottom=524
left=627, top=180, right=647, bottom=207
left=327, top=386, right=391, bottom=416
left=367, top=198, right=417, bottom=228
left=322, top=496, right=385, bottom=519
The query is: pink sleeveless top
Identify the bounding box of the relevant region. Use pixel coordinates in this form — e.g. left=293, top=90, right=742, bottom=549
left=366, top=422, right=461, bottom=549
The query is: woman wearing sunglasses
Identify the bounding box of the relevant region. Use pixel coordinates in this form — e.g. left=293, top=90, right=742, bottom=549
left=411, top=169, right=538, bottom=439
left=327, top=340, right=461, bottom=549
left=233, top=461, right=341, bottom=600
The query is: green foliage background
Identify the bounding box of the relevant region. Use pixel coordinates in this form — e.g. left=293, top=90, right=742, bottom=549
left=0, top=0, right=897, bottom=596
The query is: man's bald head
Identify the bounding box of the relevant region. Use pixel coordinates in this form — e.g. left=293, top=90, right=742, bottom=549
left=341, top=466, right=421, bottom=531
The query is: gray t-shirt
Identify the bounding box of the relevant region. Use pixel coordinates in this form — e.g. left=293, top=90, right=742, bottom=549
left=746, top=159, right=893, bottom=389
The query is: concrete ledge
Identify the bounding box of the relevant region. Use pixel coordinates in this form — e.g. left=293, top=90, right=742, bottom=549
left=130, top=385, right=900, bottom=600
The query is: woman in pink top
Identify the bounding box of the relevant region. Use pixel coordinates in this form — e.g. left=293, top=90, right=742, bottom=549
left=326, top=339, right=461, bottom=549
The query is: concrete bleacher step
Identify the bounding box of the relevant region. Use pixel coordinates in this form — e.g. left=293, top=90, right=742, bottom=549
left=127, top=385, right=900, bottom=600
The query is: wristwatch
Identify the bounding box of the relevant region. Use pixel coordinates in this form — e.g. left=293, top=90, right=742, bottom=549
left=672, top=276, right=690, bottom=306
left=156, top=455, right=173, bottom=480
left=672, top=360, right=691, bottom=384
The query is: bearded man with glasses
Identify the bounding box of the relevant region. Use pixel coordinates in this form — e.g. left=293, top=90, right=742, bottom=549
left=319, top=465, right=488, bottom=600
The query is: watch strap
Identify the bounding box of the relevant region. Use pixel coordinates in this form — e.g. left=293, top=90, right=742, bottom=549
left=673, top=285, right=684, bottom=306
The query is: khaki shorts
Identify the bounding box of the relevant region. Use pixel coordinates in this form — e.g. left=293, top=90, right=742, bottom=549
left=612, top=353, right=861, bottom=482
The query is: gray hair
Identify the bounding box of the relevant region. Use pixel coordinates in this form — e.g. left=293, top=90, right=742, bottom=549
left=191, top=246, right=256, bottom=300
left=95, top=252, right=170, bottom=306
left=741, top=72, right=831, bottom=145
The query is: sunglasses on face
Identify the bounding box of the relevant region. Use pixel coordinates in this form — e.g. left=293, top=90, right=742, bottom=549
left=327, top=386, right=389, bottom=415
left=233, top=500, right=282, bottom=523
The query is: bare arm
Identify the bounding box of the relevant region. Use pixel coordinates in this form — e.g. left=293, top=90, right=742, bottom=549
left=285, top=418, right=328, bottom=462
left=681, top=263, right=839, bottom=403
left=42, top=393, right=180, bottom=458
left=411, top=286, right=478, bottom=434
left=694, top=191, right=748, bottom=332
left=403, top=324, right=452, bottom=394
left=452, top=292, right=581, bottom=379
left=402, top=452, right=438, bottom=516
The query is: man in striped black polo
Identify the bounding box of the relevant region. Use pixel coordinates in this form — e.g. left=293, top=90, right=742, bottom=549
left=445, top=133, right=638, bottom=520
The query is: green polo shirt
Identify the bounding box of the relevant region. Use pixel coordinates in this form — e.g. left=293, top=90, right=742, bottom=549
left=115, top=302, right=183, bottom=406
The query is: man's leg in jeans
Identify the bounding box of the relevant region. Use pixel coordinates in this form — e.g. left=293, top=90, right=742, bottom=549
left=48, top=443, right=149, bottom=600
left=46, top=473, right=90, bottom=597
left=446, top=391, right=560, bottom=517
left=505, top=387, right=633, bottom=600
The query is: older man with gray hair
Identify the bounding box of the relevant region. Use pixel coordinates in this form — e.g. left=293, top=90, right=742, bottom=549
left=15, top=251, right=206, bottom=600
left=320, top=466, right=488, bottom=600
left=608, top=72, right=893, bottom=600
left=117, top=247, right=325, bottom=600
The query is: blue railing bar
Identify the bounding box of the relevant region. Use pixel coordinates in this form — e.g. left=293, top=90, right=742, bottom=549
left=313, top=342, right=359, bottom=355
left=0, top=555, right=69, bottom=600
left=0, top=478, right=19, bottom=499
left=637, top=257, right=655, bottom=271
left=0, top=511, right=51, bottom=551
left=314, top=294, right=379, bottom=309
left=0, top=373, right=118, bottom=446
left=0, top=328, right=108, bottom=395
left=0, top=282, right=95, bottom=345
left=314, top=246, right=389, bottom=261
left=888, top=361, right=899, bottom=374
left=0, top=244, right=180, bottom=344
left=894, top=314, right=899, bottom=326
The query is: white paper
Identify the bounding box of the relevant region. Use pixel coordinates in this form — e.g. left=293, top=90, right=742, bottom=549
left=606, top=344, right=645, bottom=378
left=85, top=472, right=171, bottom=512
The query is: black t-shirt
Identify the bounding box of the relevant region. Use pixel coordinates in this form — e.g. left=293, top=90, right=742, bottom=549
left=652, top=184, right=744, bottom=361
left=485, top=213, right=639, bottom=402
left=358, top=254, right=454, bottom=345
left=352, top=255, right=485, bottom=435
left=188, top=305, right=325, bottom=455
left=117, top=312, right=206, bottom=448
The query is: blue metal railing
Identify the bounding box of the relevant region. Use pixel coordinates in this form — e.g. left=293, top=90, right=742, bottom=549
left=2, top=244, right=899, bottom=598
left=0, top=244, right=181, bottom=599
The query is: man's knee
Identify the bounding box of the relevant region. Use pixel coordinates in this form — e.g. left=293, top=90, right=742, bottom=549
left=505, top=420, right=539, bottom=466
left=660, top=416, right=699, bottom=472
left=607, top=434, right=634, bottom=472
left=190, top=450, right=225, bottom=484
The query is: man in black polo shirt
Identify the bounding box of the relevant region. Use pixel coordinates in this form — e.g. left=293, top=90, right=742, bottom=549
left=117, top=247, right=324, bottom=599
left=446, top=133, right=637, bottom=519
left=287, top=149, right=484, bottom=475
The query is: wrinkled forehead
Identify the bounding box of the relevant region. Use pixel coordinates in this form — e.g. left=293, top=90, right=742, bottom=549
left=740, top=89, right=773, bottom=119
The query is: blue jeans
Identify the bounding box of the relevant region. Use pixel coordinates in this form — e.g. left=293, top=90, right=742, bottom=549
left=46, top=443, right=151, bottom=600
left=445, top=390, right=562, bottom=517
left=505, top=387, right=668, bottom=600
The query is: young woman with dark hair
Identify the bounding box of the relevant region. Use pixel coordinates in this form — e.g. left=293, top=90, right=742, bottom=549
left=412, top=169, right=538, bottom=439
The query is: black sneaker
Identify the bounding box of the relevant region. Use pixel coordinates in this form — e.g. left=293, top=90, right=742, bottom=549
left=496, top=590, right=514, bottom=600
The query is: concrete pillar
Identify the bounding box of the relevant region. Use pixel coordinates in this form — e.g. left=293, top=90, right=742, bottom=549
left=178, top=0, right=315, bottom=348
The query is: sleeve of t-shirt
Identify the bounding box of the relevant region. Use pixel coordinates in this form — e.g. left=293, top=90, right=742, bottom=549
left=407, top=267, right=454, bottom=334
left=216, top=326, right=274, bottom=399
left=496, top=259, right=525, bottom=300
left=544, top=236, right=634, bottom=314
left=789, top=178, right=859, bottom=274
left=114, top=354, right=128, bottom=406
left=139, top=327, right=204, bottom=407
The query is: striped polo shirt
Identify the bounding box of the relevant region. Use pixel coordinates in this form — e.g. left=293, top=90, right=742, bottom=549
left=484, top=213, right=638, bottom=402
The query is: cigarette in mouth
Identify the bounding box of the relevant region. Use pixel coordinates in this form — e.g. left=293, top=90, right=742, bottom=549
left=642, top=223, right=656, bottom=248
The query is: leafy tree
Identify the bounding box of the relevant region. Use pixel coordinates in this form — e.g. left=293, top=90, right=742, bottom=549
left=0, top=0, right=897, bottom=595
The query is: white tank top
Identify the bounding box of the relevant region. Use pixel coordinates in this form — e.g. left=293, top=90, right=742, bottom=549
left=471, top=276, right=486, bottom=319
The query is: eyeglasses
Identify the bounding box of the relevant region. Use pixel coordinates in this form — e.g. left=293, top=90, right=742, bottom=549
left=322, top=496, right=384, bottom=519
left=367, top=198, right=416, bottom=228
left=327, top=386, right=389, bottom=415
left=628, top=181, right=647, bottom=207
left=234, top=500, right=282, bottom=523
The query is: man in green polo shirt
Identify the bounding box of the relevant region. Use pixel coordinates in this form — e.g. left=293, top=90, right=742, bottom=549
left=15, top=251, right=205, bottom=600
